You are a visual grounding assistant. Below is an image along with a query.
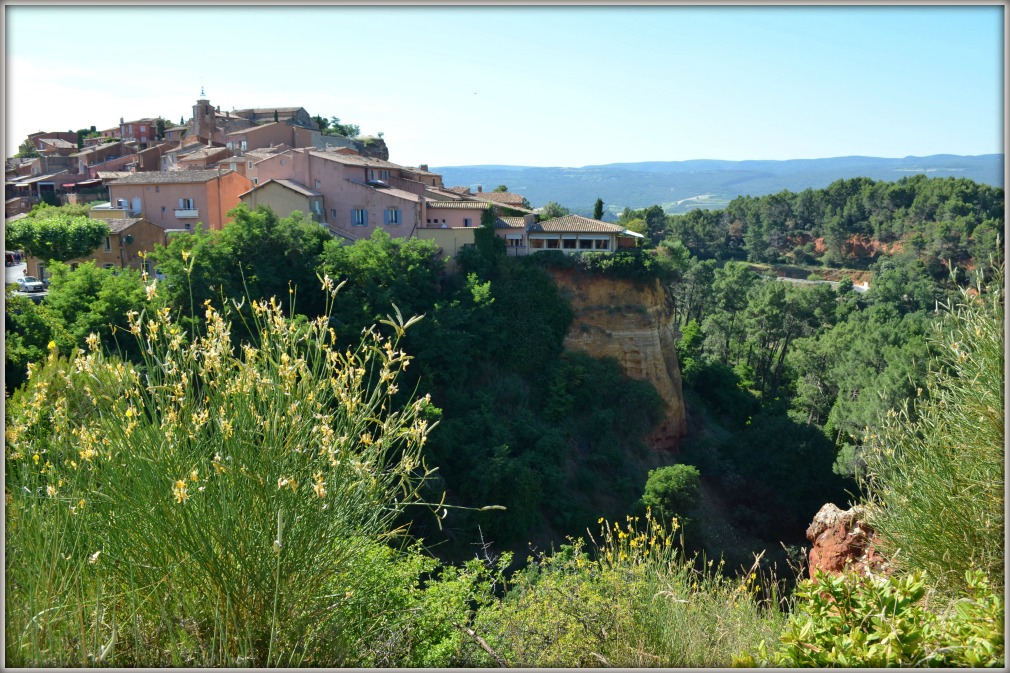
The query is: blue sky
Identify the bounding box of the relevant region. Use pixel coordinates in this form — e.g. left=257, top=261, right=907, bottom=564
left=5, top=4, right=1004, bottom=168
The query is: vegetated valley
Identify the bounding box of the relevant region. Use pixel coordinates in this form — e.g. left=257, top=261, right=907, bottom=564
left=5, top=172, right=1004, bottom=666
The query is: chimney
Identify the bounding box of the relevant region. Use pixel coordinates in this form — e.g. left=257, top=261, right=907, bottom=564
left=419, top=164, right=428, bottom=172
left=120, top=117, right=124, bottom=124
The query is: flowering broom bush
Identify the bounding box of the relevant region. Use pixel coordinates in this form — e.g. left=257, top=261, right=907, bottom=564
left=6, top=275, right=439, bottom=666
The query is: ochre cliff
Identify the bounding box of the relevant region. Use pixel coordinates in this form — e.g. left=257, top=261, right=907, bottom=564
left=548, top=268, right=687, bottom=451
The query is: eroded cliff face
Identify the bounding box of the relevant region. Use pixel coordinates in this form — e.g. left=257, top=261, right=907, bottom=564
left=549, top=268, right=687, bottom=451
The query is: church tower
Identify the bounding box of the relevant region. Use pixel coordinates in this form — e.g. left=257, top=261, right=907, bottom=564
left=192, top=87, right=215, bottom=144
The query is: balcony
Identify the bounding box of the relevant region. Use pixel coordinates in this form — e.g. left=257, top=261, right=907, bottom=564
left=175, top=209, right=199, bottom=218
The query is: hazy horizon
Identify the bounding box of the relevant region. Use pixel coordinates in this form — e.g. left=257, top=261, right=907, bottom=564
left=5, top=5, right=1004, bottom=167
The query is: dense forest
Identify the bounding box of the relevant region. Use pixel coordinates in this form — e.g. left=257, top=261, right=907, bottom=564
left=5, top=174, right=1004, bottom=566
left=5, top=173, right=1003, bottom=666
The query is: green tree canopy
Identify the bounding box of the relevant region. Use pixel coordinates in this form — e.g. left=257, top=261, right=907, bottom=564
left=641, top=464, right=701, bottom=521
left=5, top=211, right=109, bottom=263
left=593, top=198, right=604, bottom=220
left=14, top=139, right=40, bottom=158
left=539, top=201, right=570, bottom=219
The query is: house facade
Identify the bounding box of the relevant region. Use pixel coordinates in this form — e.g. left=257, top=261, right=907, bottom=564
left=119, top=118, right=159, bottom=148
left=525, top=214, right=642, bottom=253
left=238, top=179, right=326, bottom=223
left=250, top=149, right=426, bottom=239
left=108, top=169, right=252, bottom=231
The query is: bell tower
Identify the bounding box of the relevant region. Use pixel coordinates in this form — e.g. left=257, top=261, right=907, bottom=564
left=192, top=86, right=214, bottom=143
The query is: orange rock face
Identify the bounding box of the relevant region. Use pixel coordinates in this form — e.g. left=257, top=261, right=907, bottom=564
left=548, top=268, right=687, bottom=451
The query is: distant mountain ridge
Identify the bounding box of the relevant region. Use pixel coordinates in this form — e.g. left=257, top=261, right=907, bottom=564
left=433, top=154, right=1005, bottom=217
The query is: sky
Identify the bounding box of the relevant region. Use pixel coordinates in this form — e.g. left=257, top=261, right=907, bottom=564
left=4, top=4, right=1005, bottom=168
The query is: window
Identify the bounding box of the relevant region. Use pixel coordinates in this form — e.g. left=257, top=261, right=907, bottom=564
left=185, top=223, right=191, bottom=230
left=426, top=218, right=431, bottom=224
left=351, top=208, right=368, bottom=226
left=579, top=239, right=593, bottom=249
left=240, top=140, right=248, bottom=151
left=563, top=239, right=577, bottom=249
left=161, top=206, right=166, bottom=217
left=103, top=263, right=116, bottom=270
left=179, top=198, right=194, bottom=210
left=379, top=170, right=389, bottom=181
left=103, top=236, right=111, bottom=252
left=227, top=142, right=234, bottom=150
left=248, top=161, right=253, bottom=169
left=331, top=209, right=337, bottom=219
left=314, top=179, right=321, bottom=189
left=155, top=186, right=160, bottom=193
left=384, top=208, right=401, bottom=225
left=594, top=239, right=610, bottom=250
left=546, top=239, right=560, bottom=249
left=463, top=218, right=472, bottom=227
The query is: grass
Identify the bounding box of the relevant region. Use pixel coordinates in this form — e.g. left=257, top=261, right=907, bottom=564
left=859, top=267, right=1004, bottom=595
left=5, top=278, right=438, bottom=666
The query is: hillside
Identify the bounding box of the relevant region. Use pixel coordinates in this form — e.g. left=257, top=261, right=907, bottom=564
left=434, top=154, right=1004, bottom=217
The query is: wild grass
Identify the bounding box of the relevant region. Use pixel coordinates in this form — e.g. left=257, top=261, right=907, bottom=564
left=465, top=512, right=787, bottom=667
left=859, top=267, right=1004, bottom=595
left=5, top=275, right=439, bottom=666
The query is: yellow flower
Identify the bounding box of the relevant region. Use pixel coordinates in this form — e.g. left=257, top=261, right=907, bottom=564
left=32, top=453, right=40, bottom=464
left=313, top=474, right=327, bottom=500
left=190, top=469, right=199, bottom=482
left=173, top=479, right=189, bottom=503
left=181, top=250, right=190, bottom=262
left=46, top=484, right=57, bottom=497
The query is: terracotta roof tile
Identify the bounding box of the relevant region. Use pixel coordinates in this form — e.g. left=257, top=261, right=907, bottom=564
left=104, top=218, right=144, bottom=234
left=529, top=214, right=629, bottom=234
left=468, top=191, right=526, bottom=205
left=109, top=169, right=234, bottom=185
left=494, top=216, right=527, bottom=229
left=426, top=201, right=490, bottom=210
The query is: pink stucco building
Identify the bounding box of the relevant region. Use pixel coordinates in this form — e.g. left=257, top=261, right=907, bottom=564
left=246, top=148, right=442, bottom=239
left=108, top=169, right=252, bottom=231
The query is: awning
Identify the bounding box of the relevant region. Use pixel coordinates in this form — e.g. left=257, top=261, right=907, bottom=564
left=63, top=179, right=102, bottom=188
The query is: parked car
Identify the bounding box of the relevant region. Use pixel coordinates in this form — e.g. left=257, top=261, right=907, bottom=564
left=16, top=276, right=46, bottom=293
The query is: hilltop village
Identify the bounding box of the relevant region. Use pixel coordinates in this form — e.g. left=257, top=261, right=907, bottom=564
left=6, top=95, right=642, bottom=279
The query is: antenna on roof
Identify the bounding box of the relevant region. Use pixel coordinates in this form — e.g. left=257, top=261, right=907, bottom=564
left=200, top=85, right=206, bottom=97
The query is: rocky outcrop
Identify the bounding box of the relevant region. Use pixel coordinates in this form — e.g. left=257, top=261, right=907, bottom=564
left=548, top=268, right=687, bottom=451
left=806, top=503, right=889, bottom=577
left=354, top=136, right=389, bottom=161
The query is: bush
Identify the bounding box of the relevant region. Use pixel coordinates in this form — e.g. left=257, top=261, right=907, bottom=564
left=737, top=570, right=1004, bottom=667
left=641, top=464, right=701, bottom=521
left=469, top=514, right=785, bottom=667
left=5, top=280, right=439, bottom=666
left=860, top=269, right=1004, bottom=595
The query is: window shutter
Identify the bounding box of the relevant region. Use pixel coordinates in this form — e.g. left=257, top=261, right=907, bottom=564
left=383, top=209, right=389, bottom=225
left=179, top=198, right=184, bottom=208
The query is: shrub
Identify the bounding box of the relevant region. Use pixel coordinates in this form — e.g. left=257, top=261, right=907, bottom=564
left=860, top=269, right=1004, bottom=595
left=736, top=570, right=1004, bottom=667
left=641, top=464, right=701, bottom=520
left=468, top=513, right=786, bottom=667
left=5, top=277, right=438, bottom=666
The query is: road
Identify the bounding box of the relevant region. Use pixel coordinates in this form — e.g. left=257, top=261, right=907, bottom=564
left=5, top=260, right=48, bottom=302
left=775, top=276, right=869, bottom=293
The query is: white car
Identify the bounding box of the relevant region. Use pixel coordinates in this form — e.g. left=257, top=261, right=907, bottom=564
left=16, top=276, right=46, bottom=293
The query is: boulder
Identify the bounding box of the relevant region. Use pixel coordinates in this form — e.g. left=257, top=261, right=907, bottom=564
left=806, top=503, right=889, bottom=577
